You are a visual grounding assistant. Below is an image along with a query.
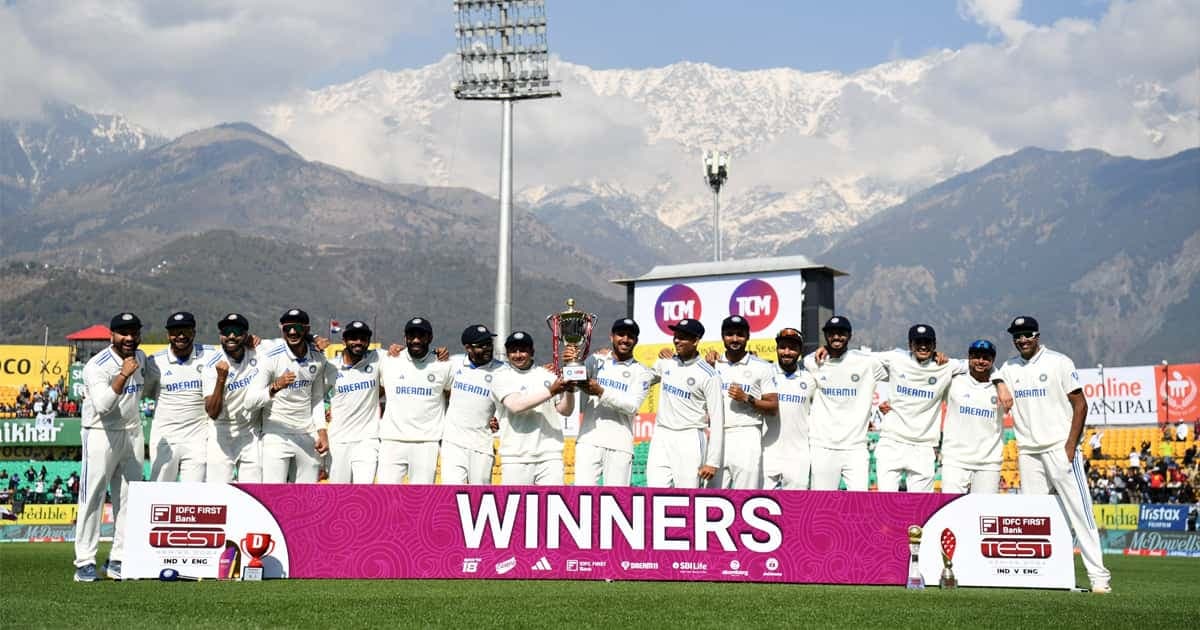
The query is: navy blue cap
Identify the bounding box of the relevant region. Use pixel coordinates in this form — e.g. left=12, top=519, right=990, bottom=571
left=342, top=320, right=372, bottom=338
left=217, top=313, right=249, bottom=332
left=669, top=319, right=705, bottom=338
left=611, top=317, right=640, bottom=335
left=461, top=324, right=496, bottom=345
left=165, top=311, right=196, bottom=329
left=279, top=308, right=310, bottom=325
left=404, top=317, right=433, bottom=335
left=505, top=331, right=534, bottom=348
left=823, top=316, right=852, bottom=332
left=908, top=324, right=936, bottom=342
left=969, top=339, right=997, bottom=356
left=721, top=315, right=750, bottom=332
left=109, top=312, right=142, bottom=331
left=1006, top=316, right=1039, bottom=334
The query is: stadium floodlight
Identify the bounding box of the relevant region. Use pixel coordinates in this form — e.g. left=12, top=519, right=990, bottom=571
left=703, top=150, right=730, bottom=262
left=454, top=0, right=561, bottom=343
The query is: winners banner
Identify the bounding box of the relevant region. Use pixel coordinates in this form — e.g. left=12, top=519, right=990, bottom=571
left=125, top=484, right=1073, bottom=587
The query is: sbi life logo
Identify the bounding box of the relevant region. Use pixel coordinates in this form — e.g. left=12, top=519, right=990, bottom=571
left=655, top=284, right=702, bottom=335
left=729, top=279, right=779, bottom=332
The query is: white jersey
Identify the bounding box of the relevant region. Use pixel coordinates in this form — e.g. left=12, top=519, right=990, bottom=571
left=714, top=353, right=778, bottom=429
left=81, top=346, right=149, bottom=431
left=804, top=350, right=888, bottom=450
left=325, top=350, right=381, bottom=444
left=443, top=356, right=508, bottom=454
left=201, top=347, right=264, bottom=427
left=378, top=350, right=454, bottom=442
left=651, top=355, right=725, bottom=468
left=940, top=374, right=1004, bottom=470
left=998, top=346, right=1082, bottom=455
left=254, top=341, right=328, bottom=435
left=875, top=349, right=966, bottom=446
left=146, top=345, right=214, bottom=443
left=495, top=365, right=563, bottom=463
left=577, top=354, right=654, bottom=454
left=763, top=365, right=816, bottom=461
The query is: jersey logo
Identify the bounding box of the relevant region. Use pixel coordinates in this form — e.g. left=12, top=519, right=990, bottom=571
left=623, top=370, right=631, bottom=378
left=365, top=365, right=374, bottom=373
left=1039, top=374, right=1048, bottom=382
left=799, top=382, right=808, bottom=390
left=427, top=374, right=436, bottom=382
left=686, top=377, right=695, bottom=386
left=484, top=374, right=493, bottom=383
left=927, top=376, right=936, bottom=385
left=851, top=374, right=861, bottom=382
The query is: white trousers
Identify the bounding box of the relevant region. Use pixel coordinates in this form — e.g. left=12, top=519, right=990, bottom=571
left=206, top=422, right=261, bottom=483
left=717, top=427, right=763, bottom=489
left=75, top=426, right=143, bottom=568
left=939, top=464, right=1001, bottom=494
left=149, top=431, right=207, bottom=482
left=809, top=445, right=869, bottom=491
left=440, top=442, right=494, bottom=485
left=1019, top=449, right=1110, bottom=588
left=501, top=459, right=564, bottom=485
left=261, top=432, right=320, bottom=483
left=328, top=439, right=379, bottom=484
left=572, top=442, right=633, bottom=486
left=874, top=437, right=936, bottom=493
left=646, top=426, right=706, bottom=489
left=763, top=441, right=810, bottom=490
left=376, top=440, right=440, bottom=484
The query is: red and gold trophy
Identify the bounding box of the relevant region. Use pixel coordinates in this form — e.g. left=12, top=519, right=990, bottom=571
left=939, top=528, right=958, bottom=589
left=240, top=532, right=275, bottom=581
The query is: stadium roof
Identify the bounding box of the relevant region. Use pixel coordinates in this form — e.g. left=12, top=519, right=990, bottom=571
left=612, top=255, right=846, bottom=286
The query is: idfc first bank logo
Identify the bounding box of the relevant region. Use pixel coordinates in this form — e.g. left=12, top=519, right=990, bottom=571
left=729, top=279, right=779, bottom=332
left=656, top=284, right=702, bottom=335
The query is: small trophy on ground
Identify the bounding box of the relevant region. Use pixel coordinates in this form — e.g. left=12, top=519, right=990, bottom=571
left=906, top=525, right=925, bottom=590
left=939, top=528, right=958, bottom=589
left=241, top=532, right=275, bottom=581
left=546, top=298, right=596, bottom=382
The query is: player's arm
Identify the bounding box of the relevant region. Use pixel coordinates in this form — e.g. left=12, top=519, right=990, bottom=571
left=202, top=361, right=229, bottom=420
left=310, top=363, right=330, bottom=456
left=554, top=380, right=576, bottom=416
left=85, top=361, right=125, bottom=414
left=1062, top=359, right=1087, bottom=461
left=699, top=373, right=725, bottom=481
left=142, top=354, right=160, bottom=399
left=591, top=367, right=653, bottom=416
left=749, top=365, right=779, bottom=415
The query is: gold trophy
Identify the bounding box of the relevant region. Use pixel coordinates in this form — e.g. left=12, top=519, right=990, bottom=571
left=546, top=299, right=596, bottom=382
left=906, top=525, right=925, bottom=590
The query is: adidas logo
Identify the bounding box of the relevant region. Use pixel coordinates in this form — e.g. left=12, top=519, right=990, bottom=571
left=532, top=557, right=552, bottom=571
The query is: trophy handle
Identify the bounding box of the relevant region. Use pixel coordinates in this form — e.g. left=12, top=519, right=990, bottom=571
left=545, top=313, right=562, bottom=376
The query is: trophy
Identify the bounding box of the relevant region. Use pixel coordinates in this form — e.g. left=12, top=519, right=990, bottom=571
left=218, top=540, right=242, bottom=580
left=939, top=528, right=958, bottom=589
left=906, top=525, right=925, bottom=590
left=546, top=298, right=596, bottom=382
left=241, top=532, right=275, bottom=581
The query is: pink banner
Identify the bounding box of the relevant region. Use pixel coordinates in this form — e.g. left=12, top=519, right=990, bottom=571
left=235, top=485, right=958, bottom=584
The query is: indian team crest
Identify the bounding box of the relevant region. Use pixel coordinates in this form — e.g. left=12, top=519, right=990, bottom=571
left=249, top=358, right=257, bottom=367
left=1039, top=374, right=1048, bottom=382
left=991, top=396, right=998, bottom=404
left=851, top=374, right=861, bottom=382
left=687, top=377, right=696, bottom=386
left=485, top=374, right=493, bottom=383
left=543, top=380, right=552, bottom=389
left=308, top=365, right=318, bottom=374
left=195, top=365, right=203, bottom=373
left=427, top=374, right=436, bottom=382
left=927, top=376, right=937, bottom=385
left=365, top=365, right=374, bottom=373
left=623, top=370, right=631, bottom=378
left=799, top=382, right=808, bottom=390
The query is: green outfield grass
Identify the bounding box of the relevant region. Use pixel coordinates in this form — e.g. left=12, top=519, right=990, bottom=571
left=1, top=544, right=1195, bottom=629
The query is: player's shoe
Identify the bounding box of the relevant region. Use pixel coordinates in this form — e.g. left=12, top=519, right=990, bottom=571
left=73, top=564, right=98, bottom=582
left=105, top=560, right=123, bottom=581
left=1090, top=581, right=1112, bottom=594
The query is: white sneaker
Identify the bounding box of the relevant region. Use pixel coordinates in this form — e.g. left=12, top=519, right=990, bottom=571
left=1091, top=582, right=1112, bottom=594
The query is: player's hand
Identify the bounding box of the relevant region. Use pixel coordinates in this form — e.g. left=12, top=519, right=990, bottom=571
left=388, top=343, right=404, bottom=357
left=595, top=347, right=612, bottom=358
left=488, top=417, right=500, bottom=433
left=561, top=345, right=580, bottom=364
left=214, top=360, right=230, bottom=377
left=542, top=361, right=558, bottom=373
left=248, top=334, right=262, bottom=349
left=813, top=346, right=828, bottom=365
left=698, top=465, right=717, bottom=482
left=435, top=346, right=449, bottom=361
left=657, top=348, right=673, bottom=360
left=584, top=378, right=604, bottom=396
left=272, top=371, right=296, bottom=392
left=548, top=377, right=569, bottom=396
left=1064, top=445, right=1075, bottom=464
left=878, top=400, right=892, bottom=415
left=934, top=351, right=949, bottom=366
left=997, top=386, right=1014, bottom=412
left=314, top=430, right=329, bottom=456
left=727, top=383, right=748, bottom=402
left=313, top=336, right=331, bottom=352
left=704, top=349, right=719, bottom=366
left=119, top=356, right=139, bottom=378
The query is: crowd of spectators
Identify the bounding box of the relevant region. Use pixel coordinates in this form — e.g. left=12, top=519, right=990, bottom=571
left=0, top=465, right=78, bottom=507
left=0, top=382, right=79, bottom=418
left=1086, top=434, right=1199, bottom=505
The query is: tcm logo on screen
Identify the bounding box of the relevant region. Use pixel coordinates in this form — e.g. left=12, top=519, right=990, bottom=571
left=149, top=527, right=226, bottom=548
left=980, top=538, right=1052, bottom=559
left=655, top=284, right=702, bottom=335
left=728, top=279, right=778, bottom=332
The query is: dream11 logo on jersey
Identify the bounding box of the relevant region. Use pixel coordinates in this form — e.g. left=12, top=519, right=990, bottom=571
left=728, top=279, right=779, bottom=333
left=655, top=284, right=702, bottom=335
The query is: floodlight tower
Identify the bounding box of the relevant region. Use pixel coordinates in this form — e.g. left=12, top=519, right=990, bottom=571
left=703, top=150, right=730, bottom=261
left=454, top=0, right=561, bottom=343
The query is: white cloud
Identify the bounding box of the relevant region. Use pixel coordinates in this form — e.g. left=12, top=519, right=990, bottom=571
left=957, top=0, right=1035, bottom=42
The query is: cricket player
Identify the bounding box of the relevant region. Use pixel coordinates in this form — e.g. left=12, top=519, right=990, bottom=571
left=74, top=312, right=150, bottom=582
left=324, top=320, right=381, bottom=484
left=252, top=308, right=329, bottom=483
left=376, top=317, right=453, bottom=484
left=145, top=311, right=212, bottom=482
left=804, top=316, right=887, bottom=491
left=646, top=318, right=725, bottom=488
left=763, top=327, right=816, bottom=490
left=576, top=318, right=654, bottom=486
left=202, top=313, right=265, bottom=482
left=495, top=331, right=575, bottom=485
left=939, top=339, right=1004, bottom=493
left=441, top=325, right=509, bottom=484
left=711, top=315, right=778, bottom=489
left=998, top=315, right=1110, bottom=593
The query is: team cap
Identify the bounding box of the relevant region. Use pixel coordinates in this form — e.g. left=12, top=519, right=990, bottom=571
left=908, top=324, right=936, bottom=342
left=669, top=319, right=705, bottom=338
left=279, top=308, right=310, bottom=325
left=968, top=339, right=997, bottom=356
left=1006, top=316, right=1039, bottom=334
left=342, top=320, right=372, bottom=338
left=721, top=315, right=750, bottom=332
left=775, top=327, right=804, bottom=343
left=109, top=312, right=142, bottom=331
left=218, top=313, right=250, bottom=332
left=505, top=331, right=534, bottom=348
left=404, top=317, right=433, bottom=335
left=611, top=318, right=640, bottom=335
left=823, top=316, right=852, bottom=332
left=461, top=324, right=496, bottom=345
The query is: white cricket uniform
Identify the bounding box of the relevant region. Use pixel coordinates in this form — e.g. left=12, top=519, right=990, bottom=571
left=376, top=350, right=453, bottom=484
left=74, top=346, right=147, bottom=569
left=939, top=374, right=1004, bottom=494
left=713, top=353, right=777, bottom=489
left=575, top=354, right=654, bottom=486
left=646, top=355, right=725, bottom=489
left=496, top=365, right=565, bottom=486
left=146, top=345, right=213, bottom=482
left=763, top=365, right=816, bottom=490
left=201, top=347, right=265, bottom=482
left=253, top=341, right=328, bottom=483
left=325, top=351, right=381, bottom=484
left=873, top=350, right=966, bottom=493
left=804, top=350, right=888, bottom=491
left=441, top=356, right=508, bottom=485
left=998, top=345, right=1110, bottom=589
